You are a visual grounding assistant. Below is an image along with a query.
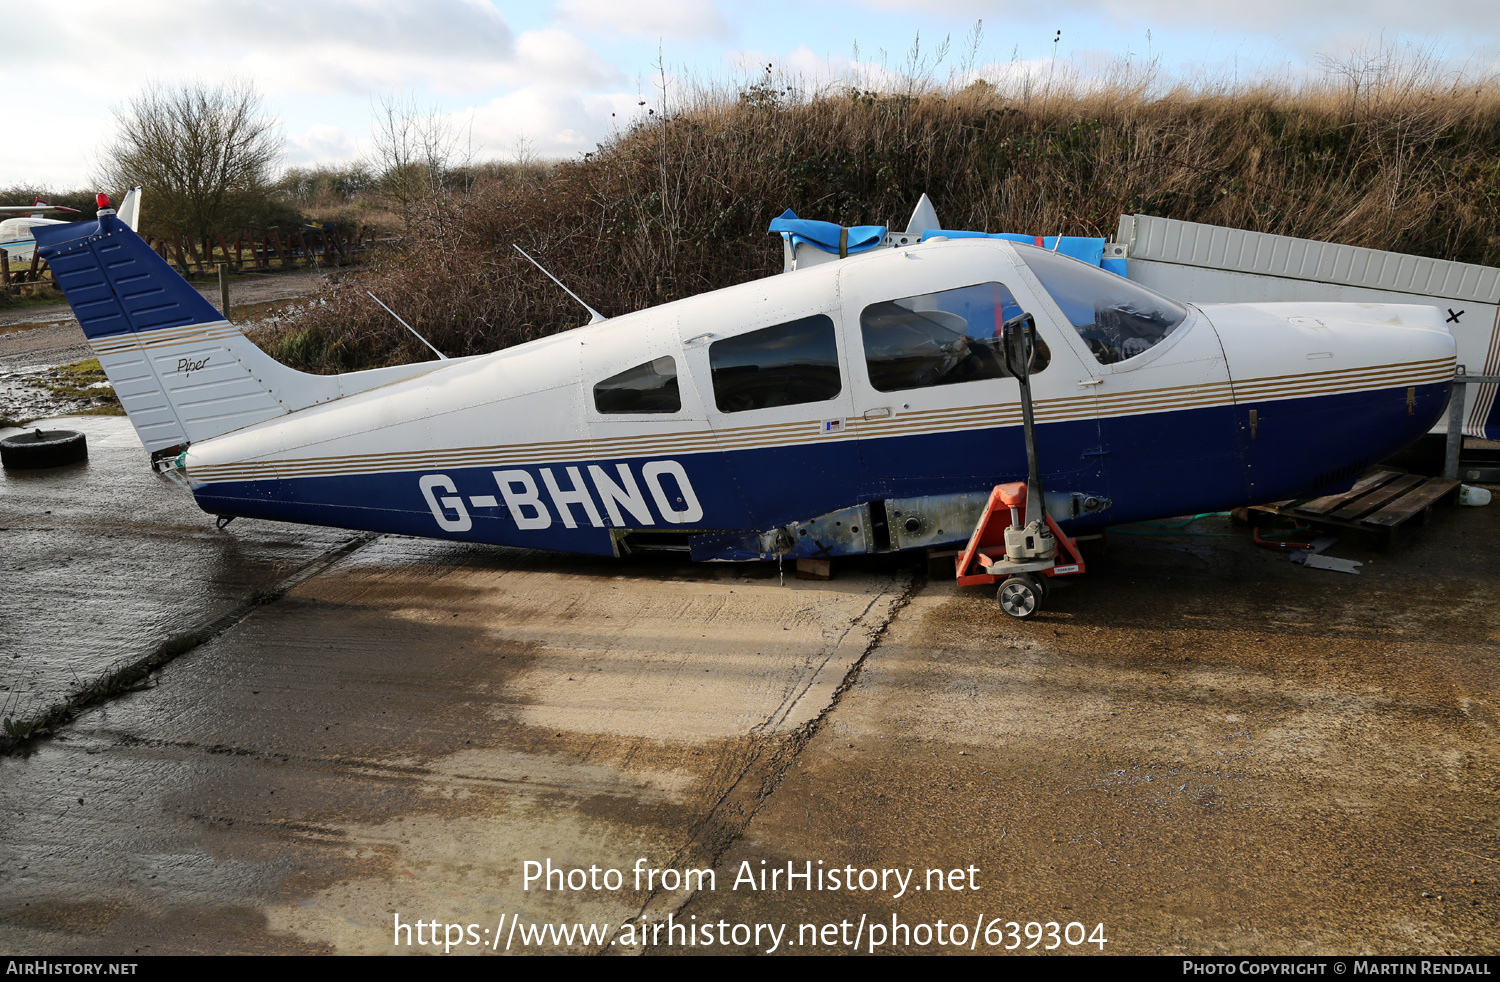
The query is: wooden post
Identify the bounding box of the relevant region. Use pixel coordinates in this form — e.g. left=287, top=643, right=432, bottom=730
left=1, top=250, right=10, bottom=292
left=216, top=233, right=235, bottom=270
left=218, top=264, right=230, bottom=321
left=184, top=237, right=204, bottom=275
left=235, top=234, right=244, bottom=268
left=173, top=236, right=191, bottom=274
left=27, top=247, right=42, bottom=282
left=296, top=231, right=311, bottom=266
left=268, top=230, right=288, bottom=268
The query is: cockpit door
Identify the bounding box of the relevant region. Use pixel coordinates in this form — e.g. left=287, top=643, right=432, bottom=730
left=838, top=247, right=1106, bottom=493
left=1008, top=245, right=1250, bottom=516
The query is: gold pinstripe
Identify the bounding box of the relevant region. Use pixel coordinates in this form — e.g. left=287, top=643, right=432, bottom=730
left=90, top=322, right=238, bottom=355
left=189, top=356, right=1456, bottom=486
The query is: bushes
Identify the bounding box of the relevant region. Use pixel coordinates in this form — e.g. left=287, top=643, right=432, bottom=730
left=260, top=70, right=1500, bottom=373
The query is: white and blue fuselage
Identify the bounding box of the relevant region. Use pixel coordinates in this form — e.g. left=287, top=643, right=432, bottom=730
left=36, top=213, right=1455, bottom=562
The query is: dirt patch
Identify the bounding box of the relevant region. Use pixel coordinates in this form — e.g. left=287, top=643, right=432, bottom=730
left=671, top=506, right=1500, bottom=955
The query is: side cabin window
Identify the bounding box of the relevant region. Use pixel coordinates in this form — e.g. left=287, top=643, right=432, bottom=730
left=709, top=314, right=841, bottom=413
left=1018, top=246, right=1187, bottom=365
left=860, top=281, right=1049, bottom=392
left=594, top=356, right=681, bottom=414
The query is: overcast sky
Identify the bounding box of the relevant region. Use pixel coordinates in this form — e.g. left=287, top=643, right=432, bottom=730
left=6, top=0, right=1497, bottom=189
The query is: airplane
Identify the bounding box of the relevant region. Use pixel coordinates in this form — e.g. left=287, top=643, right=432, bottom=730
left=32, top=194, right=1456, bottom=615
left=1, top=201, right=78, bottom=267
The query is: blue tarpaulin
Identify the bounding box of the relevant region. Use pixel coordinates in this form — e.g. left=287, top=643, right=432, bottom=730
left=768, top=209, right=1126, bottom=276
left=769, top=209, right=887, bottom=256
left=920, top=229, right=1126, bottom=276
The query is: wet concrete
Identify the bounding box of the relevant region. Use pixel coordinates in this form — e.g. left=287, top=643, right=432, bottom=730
left=678, top=511, right=1500, bottom=955
left=0, top=415, right=1495, bottom=956
left=0, top=416, right=357, bottom=723
left=0, top=456, right=908, bottom=954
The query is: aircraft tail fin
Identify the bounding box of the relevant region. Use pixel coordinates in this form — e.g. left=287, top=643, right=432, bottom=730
left=35, top=212, right=453, bottom=458
left=117, top=186, right=141, bottom=232
left=905, top=193, right=941, bottom=234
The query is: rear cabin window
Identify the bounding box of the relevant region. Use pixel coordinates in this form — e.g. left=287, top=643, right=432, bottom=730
left=860, top=282, right=1048, bottom=392
left=1019, top=246, right=1187, bottom=365
left=709, top=315, right=841, bottom=413
left=593, top=356, right=681, bottom=414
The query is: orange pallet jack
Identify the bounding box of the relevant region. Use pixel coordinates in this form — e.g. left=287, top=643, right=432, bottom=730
left=954, top=313, right=1087, bottom=619
left=955, top=482, right=1086, bottom=618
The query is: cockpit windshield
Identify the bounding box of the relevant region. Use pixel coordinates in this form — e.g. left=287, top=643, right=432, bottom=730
left=1018, top=245, right=1187, bottom=365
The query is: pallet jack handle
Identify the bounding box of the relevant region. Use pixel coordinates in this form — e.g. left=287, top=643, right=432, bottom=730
left=1002, top=313, right=1044, bottom=525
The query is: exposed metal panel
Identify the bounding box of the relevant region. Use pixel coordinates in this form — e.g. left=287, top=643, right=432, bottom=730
left=1118, top=214, right=1500, bottom=305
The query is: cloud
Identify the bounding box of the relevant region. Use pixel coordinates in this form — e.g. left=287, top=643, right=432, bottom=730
left=555, top=0, right=732, bottom=41
left=285, top=125, right=363, bottom=168
left=513, top=29, right=625, bottom=89
left=853, top=0, right=1499, bottom=41
left=0, top=106, right=104, bottom=188
left=465, top=87, right=640, bottom=159
left=13, top=0, right=517, bottom=94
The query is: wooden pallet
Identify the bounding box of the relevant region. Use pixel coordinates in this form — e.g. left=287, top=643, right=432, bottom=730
left=1248, top=468, right=1460, bottom=551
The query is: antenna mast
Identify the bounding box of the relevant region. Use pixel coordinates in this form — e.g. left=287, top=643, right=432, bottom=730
left=512, top=244, right=607, bottom=325
left=367, top=291, right=448, bottom=360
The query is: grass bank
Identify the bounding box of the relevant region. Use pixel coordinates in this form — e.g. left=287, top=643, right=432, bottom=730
left=251, top=68, right=1500, bottom=371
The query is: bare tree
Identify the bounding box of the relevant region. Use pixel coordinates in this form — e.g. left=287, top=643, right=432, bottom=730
left=99, top=79, right=282, bottom=254
left=368, top=92, right=468, bottom=240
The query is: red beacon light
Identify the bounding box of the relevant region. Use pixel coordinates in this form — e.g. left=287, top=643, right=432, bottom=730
left=96, top=192, right=111, bottom=209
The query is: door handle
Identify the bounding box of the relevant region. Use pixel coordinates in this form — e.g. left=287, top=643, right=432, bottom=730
left=864, top=407, right=893, bottom=419
left=1076, top=378, right=1103, bottom=387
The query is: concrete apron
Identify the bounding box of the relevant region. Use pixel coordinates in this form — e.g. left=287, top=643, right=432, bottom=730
left=0, top=418, right=910, bottom=954
left=0, top=416, right=358, bottom=720
left=5, top=416, right=1500, bottom=956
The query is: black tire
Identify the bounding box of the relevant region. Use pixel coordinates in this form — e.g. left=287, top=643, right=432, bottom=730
left=1, top=429, right=88, bottom=469
left=997, top=575, right=1042, bottom=619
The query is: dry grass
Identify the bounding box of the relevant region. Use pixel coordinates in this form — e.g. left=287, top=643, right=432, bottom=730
left=259, top=61, right=1500, bottom=372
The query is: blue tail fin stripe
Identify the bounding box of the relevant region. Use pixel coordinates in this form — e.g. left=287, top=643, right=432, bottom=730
left=34, top=215, right=223, bottom=339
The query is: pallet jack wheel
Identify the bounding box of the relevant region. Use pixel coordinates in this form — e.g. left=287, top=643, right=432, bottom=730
left=997, top=574, right=1043, bottom=619
left=1, top=429, right=88, bottom=469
